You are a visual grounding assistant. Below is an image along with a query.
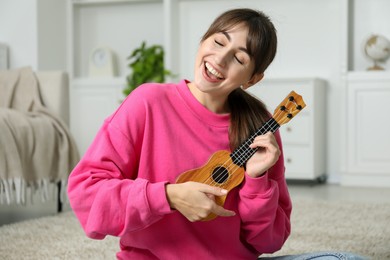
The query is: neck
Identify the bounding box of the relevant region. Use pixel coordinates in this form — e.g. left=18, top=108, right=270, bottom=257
left=187, top=82, right=229, bottom=114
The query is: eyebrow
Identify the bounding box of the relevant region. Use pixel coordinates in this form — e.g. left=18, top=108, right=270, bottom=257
left=221, top=31, right=250, bottom=56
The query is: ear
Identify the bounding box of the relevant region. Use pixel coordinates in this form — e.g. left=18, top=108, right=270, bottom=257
left=242, top=73, right=264, bottom=90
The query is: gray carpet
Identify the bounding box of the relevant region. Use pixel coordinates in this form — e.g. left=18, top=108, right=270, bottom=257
left=267, top=198, right=390, bottom=259
left=0, top=198, right=389, bottom=259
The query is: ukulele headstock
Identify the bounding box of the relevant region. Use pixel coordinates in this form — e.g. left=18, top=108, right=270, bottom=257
left=273, top=91, right=306, bottom=126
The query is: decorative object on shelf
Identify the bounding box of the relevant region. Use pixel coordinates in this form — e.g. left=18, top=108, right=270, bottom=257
left=363, top=34, right=390, bottom=71
left=123, top=41, right=173, bottom=96
left=0, top=43, right=9, bottom=69
left=89, top=46, right=116, bottom=77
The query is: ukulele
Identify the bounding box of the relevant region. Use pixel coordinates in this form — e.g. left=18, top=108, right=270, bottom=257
left=175, top=91, right=306, bottom=221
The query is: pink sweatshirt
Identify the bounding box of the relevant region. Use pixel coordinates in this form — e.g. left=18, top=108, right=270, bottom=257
left=68, top=80, right=292, bottom=259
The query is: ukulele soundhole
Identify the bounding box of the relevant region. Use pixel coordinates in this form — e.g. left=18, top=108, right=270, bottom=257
left=212, top=166, right=229, bottom=184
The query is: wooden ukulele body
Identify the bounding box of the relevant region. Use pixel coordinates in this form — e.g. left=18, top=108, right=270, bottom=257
left=176, top=150, right=245, bottom=221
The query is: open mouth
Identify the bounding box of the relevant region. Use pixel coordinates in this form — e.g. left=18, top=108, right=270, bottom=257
left=205, top=62, right=224, bottom=80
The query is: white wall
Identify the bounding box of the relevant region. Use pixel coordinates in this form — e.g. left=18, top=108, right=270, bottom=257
left=0, top=0, right=67, bottom=70
left=0, top=0, right=38, bottom=69
left=37, top=0, right=67, bottom=70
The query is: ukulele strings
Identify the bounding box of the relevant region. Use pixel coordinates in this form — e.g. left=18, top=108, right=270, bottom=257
left=208, top=97, right=300, bottom=187
left=206, top=104, right=289, bottom=187
left=202, top=101, right=291, bottom=187
left=203, top=95, right=300, bottom=187
left=203, top=118, right=280, bottom=187
left=217, top=97, right=301, bottom=185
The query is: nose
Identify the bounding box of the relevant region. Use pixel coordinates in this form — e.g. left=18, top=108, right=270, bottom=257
left=214, top=49, right=230, bottom=67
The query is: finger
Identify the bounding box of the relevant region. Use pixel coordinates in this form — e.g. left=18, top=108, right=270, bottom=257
left=206, top=193, right=215, bottom=200
left=197, top=183, right=229, bottom=196
left=212, top=204, right=236, bottom=217
left=249, top=133, right=278, bottom=149
left=249, top=138, right=275, bottom=149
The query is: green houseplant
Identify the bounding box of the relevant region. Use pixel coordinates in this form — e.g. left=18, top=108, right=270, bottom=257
left=123, top=41, right=173, bottom=96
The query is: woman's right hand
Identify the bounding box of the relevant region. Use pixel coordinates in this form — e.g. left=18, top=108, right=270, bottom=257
left=165, top=182, right=236, bottom=222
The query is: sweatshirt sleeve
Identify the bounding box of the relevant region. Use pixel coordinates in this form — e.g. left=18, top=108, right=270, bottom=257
left=237, top=130, right=292, bottom=254
left=67, top=87, right=173, bottom=239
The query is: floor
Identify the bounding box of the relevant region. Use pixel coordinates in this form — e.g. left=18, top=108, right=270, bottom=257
left=287, top=182, right=390, bottom=203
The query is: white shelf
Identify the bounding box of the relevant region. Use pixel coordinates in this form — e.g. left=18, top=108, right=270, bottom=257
left=347, top=0, right=390, bottom=72
left=72, top=0, right=161, bottom=6
left=347, top=71, right=390, bottom=81
left=68, top=0, right=164, bottom=78
left=73, top=76, right=126, bottom=86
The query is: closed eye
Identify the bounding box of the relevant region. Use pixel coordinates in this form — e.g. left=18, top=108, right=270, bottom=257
left=214, top=38, right=245, bottom=65
left=234, top=56, right=243, bottom=65
left=214, top=40, right=223, bottom=46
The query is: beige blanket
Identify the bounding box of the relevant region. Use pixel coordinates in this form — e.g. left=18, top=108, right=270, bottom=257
left=0, top=67, right=79, bottom=204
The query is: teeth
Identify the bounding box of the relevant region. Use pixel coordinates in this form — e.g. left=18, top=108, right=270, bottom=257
left=205, top=62, right=223, bottom=79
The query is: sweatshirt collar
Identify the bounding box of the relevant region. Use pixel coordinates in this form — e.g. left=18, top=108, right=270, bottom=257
left=176, top=79, right=230, bottom=128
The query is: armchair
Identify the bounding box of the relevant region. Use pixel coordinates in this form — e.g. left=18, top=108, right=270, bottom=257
left=0, top=67, right=79, bottom=209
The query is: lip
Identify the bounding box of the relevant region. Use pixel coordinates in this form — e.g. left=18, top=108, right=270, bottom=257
left=202, top=62, right=224, bottom=83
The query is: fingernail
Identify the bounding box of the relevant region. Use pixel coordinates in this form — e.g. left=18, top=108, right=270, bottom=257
left=221, top=189, right=228, bottom=194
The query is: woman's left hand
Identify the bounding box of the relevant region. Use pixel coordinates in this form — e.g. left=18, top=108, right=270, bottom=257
left=246, top=132, right=281, bottom=178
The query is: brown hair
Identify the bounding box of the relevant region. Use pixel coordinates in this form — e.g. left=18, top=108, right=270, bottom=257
left=201, top=8, right=278, bottom=150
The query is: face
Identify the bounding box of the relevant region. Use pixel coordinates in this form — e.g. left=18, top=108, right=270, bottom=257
left=191, top=23, right=263, bottom=100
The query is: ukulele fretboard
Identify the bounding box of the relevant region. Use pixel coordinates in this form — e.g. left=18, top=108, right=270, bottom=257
left=230, top=118, right=280, bottom=167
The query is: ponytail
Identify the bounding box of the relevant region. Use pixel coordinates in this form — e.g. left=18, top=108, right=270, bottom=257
left=227, top=88, right=269, bottom=150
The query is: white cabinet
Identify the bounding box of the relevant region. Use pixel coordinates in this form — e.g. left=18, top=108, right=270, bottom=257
left=342, top=72, right=390, bottom=187
left=249, top=78, right=326, bottom=181
left=67, top=0, right=164, bottom=79
left=70, top=78, right=124, bottom=155
left=67, top=0, right=163, bottom=155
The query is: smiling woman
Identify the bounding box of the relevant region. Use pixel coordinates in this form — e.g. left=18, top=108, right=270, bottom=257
left=66, top=8, right=364, bottom=260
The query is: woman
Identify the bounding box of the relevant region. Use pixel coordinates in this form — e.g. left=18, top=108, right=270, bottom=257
left=68, top=8, right=364, bottom=260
